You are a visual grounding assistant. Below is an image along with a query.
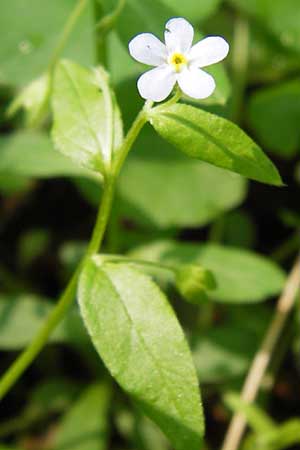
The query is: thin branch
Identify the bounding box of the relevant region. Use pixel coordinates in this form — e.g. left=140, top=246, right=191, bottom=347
left=221, top=256, right=300, bottom=450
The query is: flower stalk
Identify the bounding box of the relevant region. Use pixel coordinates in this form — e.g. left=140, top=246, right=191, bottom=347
left=0, top=101, right=152, bottom=401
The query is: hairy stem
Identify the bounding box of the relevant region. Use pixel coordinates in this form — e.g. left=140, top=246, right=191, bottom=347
left=113, top=101, right=152, bottom=177
left=221, top=256, right=300, bottom=450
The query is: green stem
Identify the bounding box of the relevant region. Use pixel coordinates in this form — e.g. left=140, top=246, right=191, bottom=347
left=30, top=0, right=89, bottom=129
left=93, top=0, right=126, bottom=64
left=48, top=0, right=89, bottom=73
left=113, top=101, right=152, bottom=177
left=0, top=177, right=115, bottom=402
left=95, top=0, right=126, bottom=33
left=0, top=100, right=149, bottom=401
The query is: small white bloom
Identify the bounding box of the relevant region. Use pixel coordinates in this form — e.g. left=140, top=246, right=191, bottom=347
left=129, top=17, right=229, bottom=102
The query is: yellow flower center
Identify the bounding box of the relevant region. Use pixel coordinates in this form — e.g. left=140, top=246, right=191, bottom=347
left=169, top=52, right=187, bottom=72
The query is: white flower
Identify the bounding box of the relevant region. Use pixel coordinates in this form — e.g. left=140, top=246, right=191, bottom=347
left=129, top=17, right=229, bottom=102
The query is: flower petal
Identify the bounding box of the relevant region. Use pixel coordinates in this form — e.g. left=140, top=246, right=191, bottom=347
left=129, top=33, right=167, bottom=66
left=188, top=36, right=229, bottom=68
left=137, top=65, right=176, bottom=102
left=164, top=18, right=194, bottom=54
left=177, top=67, right=216, bottom=99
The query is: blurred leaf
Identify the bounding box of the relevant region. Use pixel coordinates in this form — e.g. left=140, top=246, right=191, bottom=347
left=0, top=446, right=23, bottom=450
left=7, top=73, right=51, bottom=127
left=249, top=25, right=300, bottom=84
left=118, top=128, right=247, bottom=228
left=221, top=211, right=256, bottom=248
left=0, top=0, right=94, bottom=86
left=60, top=241, right=88, bottom=275
left=248, top=79, right=300, bottom=158
left=0, top=131, right=96, bottom=179
left=279, top=209, right=300, bottom=228
left=296, top=163, right=300, bottom=184
left=161, top=0, right=222, bottom=22
left=52, top=383, right=111, bottom=450
left=30, top=378, right=80, bottom=414
left=130, top=241, right=286, bottom=303
left=132, top=414, right=170, bottom=450
left=74, top=128, right=247, bottom=230
left=52, top=60, right=123, bottom=174
left=150, top=104, right=282, bottom=186
left=224, top=392, right=275, bottom=433
left=0, top=295, right=53, bottom=350
left=0, top=174, right=31, bottom=195
left=243, top=419, right=300, bottom=450
left=229, top=0, right=300, bottom=52
left=115, top=408, right=169, bottom=450
left=104, top=0, right=222, bottom=46
left=78, top=258, right=204, bottom=450
left=0, top=295, right=87, bottom=350
left=192, top=326, right=259, bottom=382
left=265, top=418, right=300, bottom=450
left=18, top=228, right=50, bottom=268
left=192, top=304, right=271, bottom=382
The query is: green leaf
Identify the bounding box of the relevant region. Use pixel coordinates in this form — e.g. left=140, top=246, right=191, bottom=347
left=296, top=163, right=300, bottom=185
left=52, top=60, right=123, bottom=174
left=129, top=241, right=286, bottom=303
left=118, top=128, right=247, bottom=229
left=243, top=419, right=300, bottom=450
left=0, top=295, right=87, bottom=350
left=18, top=228, right=50, bottom=268
left=247, top=79, right=300, bottom=158
left=224, top=392, right=276, bottom=433
left=192, top=304, right=271, bottom=382
left=221, top=211, right=256, bottom=248
left=192, top=326, right=257, bottom=382
left=150, top=104, right=282, bottom=185
left=0, top=174, right=31, bottom=195
left=248, top=24, right=300, bottom=84
left=160, top=0, right=222, bottom=22
left=0, top=446, right=23, bottom=450
left=262, top=419, right=300, bottom=450
left=7, top=73, right=51, bottom=127
left=0, top=0, right=94, bottom=86
left=229, top=0, right=300, bottom=53
left=53, top=383, right=111, bottom=450
left=30, top=378, right=80, bottom=414
left=104, top=0, right=222, bottom=45
left=115, top=408, right=170, bottom=450
left=0, top=131, right=97, bottom=179
left=78, top=258, right=204, bottom=450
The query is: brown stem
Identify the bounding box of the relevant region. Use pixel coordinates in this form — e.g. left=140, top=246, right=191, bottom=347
left=221, top=256, right=300, bottom=450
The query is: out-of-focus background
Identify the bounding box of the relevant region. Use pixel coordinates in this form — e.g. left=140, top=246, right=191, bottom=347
left=0, top=0, right=300, bottom=449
